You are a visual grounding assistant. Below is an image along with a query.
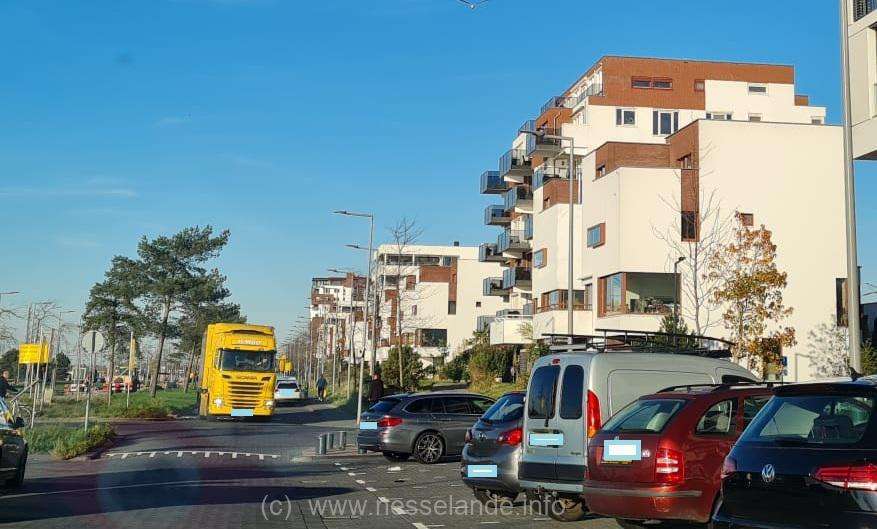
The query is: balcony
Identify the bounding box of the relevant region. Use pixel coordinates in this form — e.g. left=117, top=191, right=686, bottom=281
left=488, top=314, right=532, bottom=346
left=525, top=127, right=564, bottom=158
left=502, top=266, right=532, bottom=290
left=476, top=315, right=495, bottom=333
left=484, top=204, right=510, bottom=226
left=483, top=277, right=509, bottom=297
left=854, top=0, right=876, bottom=21
left=503, top=185, right=533, bottom=213
left=497, top=229, right=529, bottom=254
left=499, top=149, right=532, bottom=182
left=540, top=96, right=573, bottom=115
left=478, top=242, right=505, bottom=263
left=572, top=83, right=604, bottom=107
left=480, top=170, right=505, bottom=195
left=533, top=165, right=570, bottom=188
left=523, top=215, right=533, bottom=240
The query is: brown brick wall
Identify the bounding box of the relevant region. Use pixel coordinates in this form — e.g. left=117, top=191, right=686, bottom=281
left=542, top=177, right=580, bottom=210
left=794, top=94, right=810, bottom=106
left=594, top=142, right=671, bottom=177
left=667, top=121, right=701, bottom=237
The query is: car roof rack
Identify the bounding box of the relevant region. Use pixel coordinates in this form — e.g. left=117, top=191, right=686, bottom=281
left=657, top=381, right=789, bottom=393
left=544, top=328, right=735, bottom=359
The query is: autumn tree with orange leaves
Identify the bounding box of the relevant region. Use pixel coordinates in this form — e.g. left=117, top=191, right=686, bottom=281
left=707, top=214, right=796, bottom=378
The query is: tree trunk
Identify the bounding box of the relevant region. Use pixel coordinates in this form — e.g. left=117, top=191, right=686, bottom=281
left=183, top=342, right=197, bottom=393
left=149, top=301, right=171, bottom=398
left=107, top=338, right=116, bottom=405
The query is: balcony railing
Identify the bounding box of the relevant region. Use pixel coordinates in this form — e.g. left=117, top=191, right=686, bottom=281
left=854, top=0, right=876, bottom=21
left=525, top=127, right=564, bottom=157
left=482, top=277, right=508, bottom=297
left=534, top=165, right=566, bottom=188
left=480, top=170, right=505, bottom=195
left=476, top=315, right=495, bottom=333
left=484, top=204, right=510, bottom=226
left=524, top=215, right=533, bottom=240
left=573, top=83, right=604, bottom=106
left=499, top=149, right=532, bottom=178
left=497, top=229, right=527, bottom=253
left=478, top=242, right=504, bottom=262
left=503, top=185, right=533, bottom=212
left=540, top=95, right=573, bottom=115
left=502, top=266, right=532, bottom=290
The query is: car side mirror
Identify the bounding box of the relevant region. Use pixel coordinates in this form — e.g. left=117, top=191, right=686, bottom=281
left=12, top=417, right=25, bottom=429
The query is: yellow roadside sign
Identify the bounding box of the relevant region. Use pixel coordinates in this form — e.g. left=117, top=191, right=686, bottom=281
left=19, top=343, right=49, bottom=364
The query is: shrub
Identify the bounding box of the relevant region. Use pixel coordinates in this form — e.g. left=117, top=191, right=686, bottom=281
left=442, top=350, right=470, bottom=382
left=381, top=346, right=426, bottom=391
left=25, top=424, right=116, bottom=459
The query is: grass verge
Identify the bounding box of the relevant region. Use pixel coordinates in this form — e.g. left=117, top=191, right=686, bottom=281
left=37, top=389, right=197, bottom=419
left=25, top=424, right=116, bottom=459
left=467, top=380, right=526, bottom=399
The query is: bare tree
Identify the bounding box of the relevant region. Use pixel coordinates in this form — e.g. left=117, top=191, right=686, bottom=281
left=385, top=217, right=424, bottom=387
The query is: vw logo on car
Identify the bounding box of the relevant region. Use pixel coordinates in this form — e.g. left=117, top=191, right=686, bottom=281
left=761, top=464, right=776, bottom=484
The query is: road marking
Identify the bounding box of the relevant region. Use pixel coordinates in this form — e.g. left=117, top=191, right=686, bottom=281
left=412, top=524, right=430, bottom=529
left=120, top=453, right=129, bottom=459
left=377, top=496, right=390, bottom=503
left=391, top=506, right=408, bottom=516
left=355, top=479, right=366, bottom=484
left=366, top=486, right=377, bottom=492
left=232, top=452, right=238, bottom=459
left=340, top=466, right=349, bottom=470
left=149, top=452, right=156, bottom=458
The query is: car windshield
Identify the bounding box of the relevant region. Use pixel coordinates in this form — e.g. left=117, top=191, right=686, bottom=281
left=277, top=383, right=297, bottom=389
left=740, top=394, right=875, bottom=446
left=601, top=399, right=687, bottom=434
left=481, top=394, right=524, bottom=422
left=218, top=349, right=275, bottom=372
left=368, top=398, right=400, bottom=414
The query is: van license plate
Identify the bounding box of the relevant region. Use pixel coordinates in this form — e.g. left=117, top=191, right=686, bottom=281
left=231, top=409, right=254, bottom=417
left=360, top=421, right=378, bottom=430
left=467, top=465, right=498, bottom=478
left=528, top=432, right=564, bottom=447
left=603, top=440, right=641, bottom=462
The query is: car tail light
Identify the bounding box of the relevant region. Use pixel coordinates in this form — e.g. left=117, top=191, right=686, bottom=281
left=721, top=456, right=737, bottom=480
left=586, top=390, right=601, bottom=438
left=377, top=416, right=403, bottom=428
left=655, top=447, right=684, bottom=483
left=814, top=463, right=877, bottom=491
left=464, top=429, right=472, bottom=444
left=497, top=427, right=523, bottom=446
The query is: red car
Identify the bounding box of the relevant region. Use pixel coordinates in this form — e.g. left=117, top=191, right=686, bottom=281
left=582, top=383, right=774, bottom=528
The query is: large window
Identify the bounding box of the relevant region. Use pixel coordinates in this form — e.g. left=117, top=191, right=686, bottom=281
left=534, top=249, right=547, bottom=268
left=653, top=110, right=679, bottom=135
left=418, top=328, right=447, bottom=347
left=538, top=288, right=591, bottom=312
left=587, top=223, right=605, bottom=248
left=602, top=273, right=623, bottom=315
left=600, top=272, right=677, bottom=316
left=615, top=108, right=636, bottom=126
left=681, top=211, right=698, bottom=241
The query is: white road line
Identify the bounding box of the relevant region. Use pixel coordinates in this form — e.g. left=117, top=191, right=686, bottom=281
left=377, top=496, right=390, bottom=503
left=149, top=452, right=156, bottom=458
left=391, top=506, right=408, bottom=516
left=177, top=451, right=184, bottom=458
left=340, top=467, right=349, bottom=470
left=366, top=486, right=377, bottom=492
left=232, top=452, right=238, bottom=459
left=204, top=452, right=210, bottom=458
left=355, top=479, right=366, bottom=484
left=412, top=524, right=430, bottom=529
left=258, top=454, right=265, bottom=461
left=334, top=462, right=341, bottom=466
left=121, top=453, right=129, bottom=460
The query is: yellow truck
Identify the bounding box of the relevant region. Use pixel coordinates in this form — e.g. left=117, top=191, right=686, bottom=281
left=197, top=323, right=277, bottom=420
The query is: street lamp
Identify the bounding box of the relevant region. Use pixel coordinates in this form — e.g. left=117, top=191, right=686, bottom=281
left=673, top=257, right=686, bottom=324
left=839, top=0, right=862, bottom=371
left=335, top=209, right=375, bottom=425
left=519, top=127, right=576, bottom=342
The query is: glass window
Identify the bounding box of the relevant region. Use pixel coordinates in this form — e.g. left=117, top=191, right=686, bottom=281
left=653, top=79, right=672, bottom=89
left=696, top=399, right=737, bottom=435
left=559, top=365, right=585, bottom=419
left=682, top=211, right=697, bottom=240
left=443, top=397, right=472, bottom=415
left=587, top=224, right=604, bottom=248
left=694, top=79, right=705, bottom=92
left=419, top=328, right=447, bottom=347
left=811, top=116, right=824, bottom=125
left=481, top=393, right=524, bottom=422
left=219, top=349, right=275, bottom=372
left=741, top=395, right=874, bottom=446
left=447, top=301, right=456, bottom=315
left=468, top=397, right=495, bottom=415
left=406, top=398, right=441, bottom=414
left=603, top=273, right=623, bottom=314
left=616, top=108, right=635, bottom=126
left=632, top=78, right=652, bottom=88
left=660, top=112, right=673, bottom=134
left=654, top=110, right=678, bottom=135
left=602, top=399, right=687, bottom=434
left=749, top=114, right=762, bottom=122
left=528, top=365, right=560, bottom=419
left=534, top=249, right=547, bottom=268
left=748, top=84, right=767, bottom=94
left=743, top=395, right=772, bottom=428
left=625, top=272, right=677, bottom=315
left=369, top=398, right=401, bottom=413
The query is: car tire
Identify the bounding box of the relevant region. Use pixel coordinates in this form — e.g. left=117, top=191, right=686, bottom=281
left=473, top=489, right=516, bottom=507
left=412, top=432, right=444, bottom=464
left=383, top=451, right=410, bottom=462
left=546, top=496, right=585, bottom=522
left=6, top=450, right=26, bottom=488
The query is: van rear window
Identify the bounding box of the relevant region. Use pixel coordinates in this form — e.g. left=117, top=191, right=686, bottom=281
left=601, top=399, right=686, bottom=434
left=740, top=395, right=874, bottom=446
left=528, top=365, right=560, bottom=419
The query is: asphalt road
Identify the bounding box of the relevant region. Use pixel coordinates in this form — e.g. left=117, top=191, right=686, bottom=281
left=0, top=402, right=620, bottom=529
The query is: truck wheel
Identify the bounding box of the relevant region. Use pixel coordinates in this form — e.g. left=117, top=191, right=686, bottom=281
left=546, top=496, right=585, bottom=522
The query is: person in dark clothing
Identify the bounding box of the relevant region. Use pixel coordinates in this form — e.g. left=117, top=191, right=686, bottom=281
left=316, top=374, right=327, bottom=402
left=0, top=370, right=16, bottom=399
left=368, top=372, right=384, bottom=404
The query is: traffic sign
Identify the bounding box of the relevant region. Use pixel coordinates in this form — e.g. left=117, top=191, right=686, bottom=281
left=81, top=330, right=106, bottom=354
left=18, top=342, right=49, bottom=364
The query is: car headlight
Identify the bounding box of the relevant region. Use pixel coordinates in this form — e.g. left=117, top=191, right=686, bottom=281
left=265, top=400, right=274, bottom=407
left=213, top=398, right=223, bottom=406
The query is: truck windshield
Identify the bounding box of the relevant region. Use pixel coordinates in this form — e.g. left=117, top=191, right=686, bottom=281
left=219, top=349, right=275, bottom=372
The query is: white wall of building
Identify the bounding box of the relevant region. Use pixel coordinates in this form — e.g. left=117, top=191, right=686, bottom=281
left=848, top=6, right=877, bottom=159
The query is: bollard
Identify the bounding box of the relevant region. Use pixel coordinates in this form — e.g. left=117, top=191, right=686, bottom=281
left=327, top=432, right=335, bottom=451
left=317, top=434, right=327, bottom=455
left=339, top=431, right=347, bottom=449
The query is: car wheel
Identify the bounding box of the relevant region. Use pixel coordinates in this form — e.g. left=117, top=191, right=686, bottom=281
left=383, top=451, right=410, bottom=462
left=6, top=450, right=26, bottom=488
left=473, top=489, right=516, bottom=507
left=413, top=432, right=444, bottom=464
left=546, top=496, right=585, bottom=522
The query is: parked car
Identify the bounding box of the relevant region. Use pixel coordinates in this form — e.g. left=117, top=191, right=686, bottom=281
left=461, top=391, right=525, bottom=504
left=357, top=391, right=495, bottom=464
left=0, top=396, right=27, bottom=488
left=714, top=377, right=877, bottom=529
left=274, top=379, right=303, bottom=405
left=519, top=331, right=757, bottom=522
left=582, top=383, right=774, bottom=528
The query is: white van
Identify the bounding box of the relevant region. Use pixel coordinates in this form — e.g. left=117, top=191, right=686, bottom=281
left=519, top=331, right=756, bottom=521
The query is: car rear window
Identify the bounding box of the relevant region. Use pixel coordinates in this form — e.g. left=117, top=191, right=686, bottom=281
left=528, top=365, right=560, bottom=419
left=369, top=398, right=400, bottom=414
left=740, top=395, right=875, bottom=446
left=406, top=398, right=442, bottom=414
left=601, top=399, right=687, bottom=434
left=277, top=382, right=298, bottom=389
left=482, top=394, right=524, bottom=422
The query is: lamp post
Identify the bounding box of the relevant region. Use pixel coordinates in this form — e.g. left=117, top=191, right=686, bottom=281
left=839, top=0, right=862, bottom=371
left=520, top=128, right=576, bottom=342
left=335, top=210, right=375, bottom=425
left=673, top=257, right=686, bottom=325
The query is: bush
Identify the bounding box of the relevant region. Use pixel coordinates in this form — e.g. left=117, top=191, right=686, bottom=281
left=466, top=331, right=511, bottom=385
left=381, top=346, right=426, bottom=391
left=25, top=424, right=115, bottom=459
left=442, top=350, right=470, bottom=382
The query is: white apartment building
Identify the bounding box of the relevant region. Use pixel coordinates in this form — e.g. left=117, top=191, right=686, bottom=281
left=309, top=273, right=368, bottom=367
left=480, top=56, right=848, bottom=381
left=374, top=243, right=509, bottom=366
left=847, top=0, right=877, bottom=159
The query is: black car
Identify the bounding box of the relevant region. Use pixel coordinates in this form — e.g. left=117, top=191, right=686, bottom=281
left=715, top=377, right=877, bottom=528
left=0, top=397, right=27, bottom=488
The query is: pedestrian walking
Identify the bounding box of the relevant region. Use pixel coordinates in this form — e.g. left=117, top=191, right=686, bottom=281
left=316, top=373, right=328, bottom=402
left=368, top=372, right=384, bottom=405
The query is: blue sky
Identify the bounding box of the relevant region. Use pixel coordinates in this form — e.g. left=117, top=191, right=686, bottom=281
left=0, top=0, right=874, bottom=341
